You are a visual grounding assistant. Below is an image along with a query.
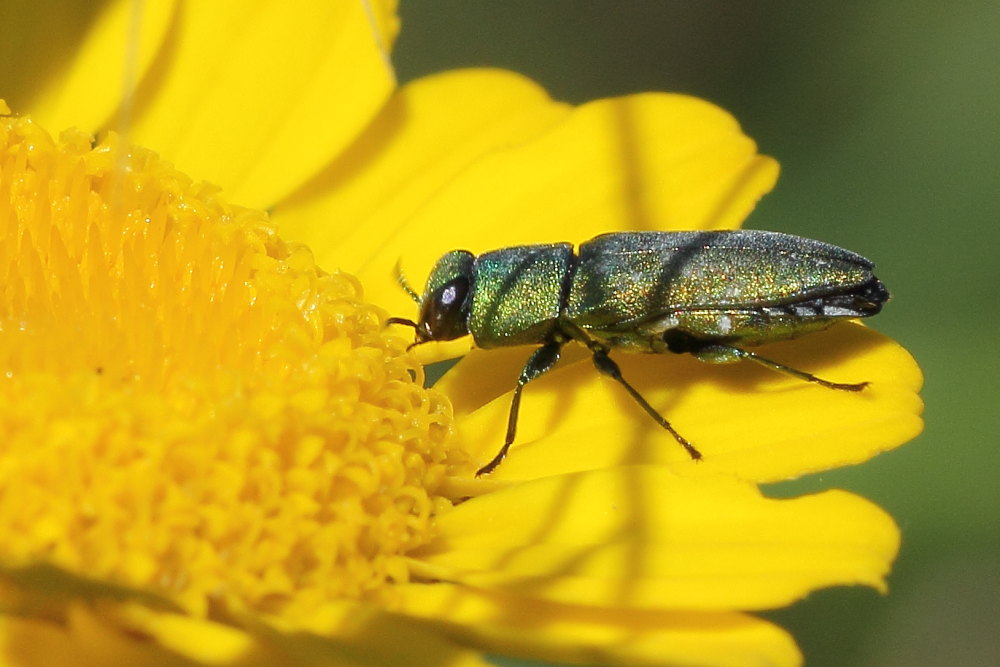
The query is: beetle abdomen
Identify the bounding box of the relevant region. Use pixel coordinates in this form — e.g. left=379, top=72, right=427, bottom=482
left=566, top=230, right=888, bottom=347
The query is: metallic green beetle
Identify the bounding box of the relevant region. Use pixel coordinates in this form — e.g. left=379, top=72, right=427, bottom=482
left=388, top=230, right=889, bottom=475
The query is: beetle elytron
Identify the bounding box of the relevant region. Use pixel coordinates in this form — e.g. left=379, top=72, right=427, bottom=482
left=388, top=230, right=889, bottom=476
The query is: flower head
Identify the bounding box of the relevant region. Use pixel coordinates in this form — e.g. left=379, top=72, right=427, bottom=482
left=0, top=108, right=472, bottom=618
left=0, top=2, right=922, bottom=666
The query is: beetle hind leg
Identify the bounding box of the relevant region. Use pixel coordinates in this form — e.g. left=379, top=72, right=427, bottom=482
left=697, top=343, right=868, bottom=391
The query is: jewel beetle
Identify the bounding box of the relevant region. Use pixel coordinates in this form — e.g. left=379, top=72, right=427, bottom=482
left=388, top=230, right=889, bottom=476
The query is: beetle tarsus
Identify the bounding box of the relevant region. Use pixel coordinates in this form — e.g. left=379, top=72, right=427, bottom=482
left=476, top=449, right=508, bottom=477
left=819, top=379, right=869, bottom=392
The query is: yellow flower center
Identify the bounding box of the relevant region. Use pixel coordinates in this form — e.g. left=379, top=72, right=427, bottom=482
left=0, top=110, right=465, bottom=622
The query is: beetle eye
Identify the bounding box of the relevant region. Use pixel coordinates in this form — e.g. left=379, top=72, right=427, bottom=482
left=440, top=284, right=459, bottom=306
left=420, top=277, right=470, bottom=341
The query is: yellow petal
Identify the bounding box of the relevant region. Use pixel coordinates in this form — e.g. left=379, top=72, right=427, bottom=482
left=248, top=603, right=494, bottom=667
left=6, top=0, right=176, bottom=133
left=0, top=602, right=190, bottom=667
left=0, top=614, right=81, bottom=666
left=119, top=602, right=492, bottom=667
left=0, top=563, right=487, bottom=666
left=397, top=583, right=803, bottom=667
left=121, top=0, right=399, bottom=209
left=74, top=603, right=253, bottom=666
left=446, top=324, right=922, bottom=482
left=412, top=466, right=899, bottom=610
left=272, top=68, right=570, bottom=310
left=352, top=90, right=778, bottom=318
left=0, top=562, right=178, bottom=614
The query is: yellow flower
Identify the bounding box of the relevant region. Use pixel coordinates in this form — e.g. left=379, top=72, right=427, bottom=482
left=0, top=2, right=923, bottom=666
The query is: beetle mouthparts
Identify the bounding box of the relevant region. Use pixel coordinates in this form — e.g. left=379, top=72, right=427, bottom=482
left=386, top=317, right=419, bottom=329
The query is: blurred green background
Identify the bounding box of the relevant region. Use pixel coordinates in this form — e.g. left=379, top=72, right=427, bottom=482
left=395, top=2, right=999, bottom=666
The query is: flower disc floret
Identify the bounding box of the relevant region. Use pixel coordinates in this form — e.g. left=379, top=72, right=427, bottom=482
left=0, top=111, right=464, bottom=622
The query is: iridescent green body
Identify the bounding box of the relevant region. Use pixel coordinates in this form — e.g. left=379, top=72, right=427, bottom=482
left=469, top=243, right=573, bottom=347
left=458, top=231, right=884, bottom=352
left=389, top=230, right=889, bottom=475
left=565, top=231, right=884, bottom=358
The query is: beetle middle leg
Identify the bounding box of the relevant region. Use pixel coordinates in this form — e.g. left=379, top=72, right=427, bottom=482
left=562, top=322, right=702, bottom=461
left=691, top=343, right=868, bottom=392
left=476, top=339, right=564, bottom=476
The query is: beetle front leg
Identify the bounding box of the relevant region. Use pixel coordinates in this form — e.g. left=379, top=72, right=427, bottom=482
left=476, top=339, right=564, bottom=476
left=694, top=343, right=868, bottom=391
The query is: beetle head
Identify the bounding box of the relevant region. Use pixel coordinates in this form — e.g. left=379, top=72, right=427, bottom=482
left=389, top=250, right=474, bottom=345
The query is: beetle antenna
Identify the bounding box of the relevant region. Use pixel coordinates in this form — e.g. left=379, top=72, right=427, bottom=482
left=394, top=260, right=421, bottom=304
